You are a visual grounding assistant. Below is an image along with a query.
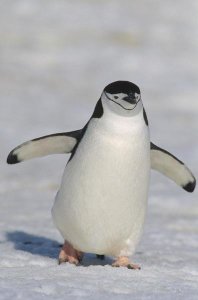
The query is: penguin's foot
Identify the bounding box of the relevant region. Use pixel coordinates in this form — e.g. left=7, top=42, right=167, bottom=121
left=112, top=256, right=141, bottom=270
left=58, top=241, right=83, bottom=265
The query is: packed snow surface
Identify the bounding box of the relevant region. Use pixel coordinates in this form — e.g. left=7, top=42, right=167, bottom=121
left=0, top=0, right=198, bottom=299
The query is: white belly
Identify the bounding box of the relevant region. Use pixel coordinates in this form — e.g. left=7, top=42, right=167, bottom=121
left=52, top=117, right=150, bottom=256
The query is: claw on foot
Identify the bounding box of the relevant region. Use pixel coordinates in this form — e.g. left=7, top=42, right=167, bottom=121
left=58, top=241, right=83, bottom=265
left=112, top=256, right=141, bottom=270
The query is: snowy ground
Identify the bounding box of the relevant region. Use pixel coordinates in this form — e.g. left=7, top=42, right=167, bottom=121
left=0, top=0, right=198, bottom=299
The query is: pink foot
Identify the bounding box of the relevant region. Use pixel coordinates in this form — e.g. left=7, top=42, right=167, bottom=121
left=58, top=241, right=83, bottom=265
left=112, top=256, right=141, bottom=270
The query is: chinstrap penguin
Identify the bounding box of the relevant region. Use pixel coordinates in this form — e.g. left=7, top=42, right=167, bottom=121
left=7, top=81, right=196, bottom=269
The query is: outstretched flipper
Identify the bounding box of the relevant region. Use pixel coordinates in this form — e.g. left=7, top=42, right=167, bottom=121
left=7, top=130, right=82, bottom=164
left=151, top=143, right=196, bottom=192
left=7, top=133, right=196, bottom=193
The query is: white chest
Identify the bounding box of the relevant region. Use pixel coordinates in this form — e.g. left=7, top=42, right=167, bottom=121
left=52, top=113, right=150, bottom=255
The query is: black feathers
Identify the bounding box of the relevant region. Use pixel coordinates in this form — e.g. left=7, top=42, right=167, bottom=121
left=151, top=142, right=183, bottom=164
left=31, top=130, right=82, bottom=142
left=151, top=142, right=196, bottom=193
left=6, top=130, right=83, bottom=165
left=91, top=99, right=103, bottom=119
left=143, top=108, right=148, bottom=126
left=183, top=180, right=196, bottom=193
left=104, top=81, right=140, bottom=95
left=7, top=152, right=20, bottom=164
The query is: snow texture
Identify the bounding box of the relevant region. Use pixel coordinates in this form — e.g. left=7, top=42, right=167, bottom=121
left=0, top=0, right=198, bottom=299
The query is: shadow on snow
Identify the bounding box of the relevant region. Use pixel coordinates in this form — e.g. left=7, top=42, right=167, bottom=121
left=6, top=231, right=61, bottom=259
left=6, top=231, right=113, bottom=266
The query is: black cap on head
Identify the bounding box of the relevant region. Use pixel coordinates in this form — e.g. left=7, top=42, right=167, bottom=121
left=104, top=81, right=140, bottom=95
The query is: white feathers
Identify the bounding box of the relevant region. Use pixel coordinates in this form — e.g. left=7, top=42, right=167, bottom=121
left=151, top=149, right=196, bottom=192
left=9, top=135, right=77, bottom=163
left=52, top=107, right=150, bottom=256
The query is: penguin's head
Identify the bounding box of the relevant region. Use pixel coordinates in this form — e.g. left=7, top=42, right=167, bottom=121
left=101, top=81, right=142, bottom=117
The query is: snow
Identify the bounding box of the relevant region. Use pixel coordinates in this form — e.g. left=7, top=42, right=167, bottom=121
left=0, top=0, right=198, bottom=299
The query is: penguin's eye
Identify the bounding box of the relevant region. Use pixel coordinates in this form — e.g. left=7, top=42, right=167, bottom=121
left=114, top=96, right=119, bottom=99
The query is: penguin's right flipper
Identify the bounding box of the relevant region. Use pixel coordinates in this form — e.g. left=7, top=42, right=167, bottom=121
left=7, top=130, right=82, bottom=164
left=151, top=143, right=196, bottom=192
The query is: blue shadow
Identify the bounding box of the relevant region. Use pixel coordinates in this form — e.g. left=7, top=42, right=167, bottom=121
left=6, top=231, right=113, bottom=266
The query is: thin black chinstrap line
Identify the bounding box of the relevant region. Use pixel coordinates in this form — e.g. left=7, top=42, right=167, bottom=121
left=105, top=92, right=140, bottom=111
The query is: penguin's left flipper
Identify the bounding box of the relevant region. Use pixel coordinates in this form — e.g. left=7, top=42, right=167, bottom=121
left=151, top=143, right=196, bottom=192
left=7, top=130, right=82, bottom=164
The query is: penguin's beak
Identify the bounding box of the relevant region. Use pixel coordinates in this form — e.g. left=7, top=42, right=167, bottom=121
left=122, top=94, right=136, bottom=105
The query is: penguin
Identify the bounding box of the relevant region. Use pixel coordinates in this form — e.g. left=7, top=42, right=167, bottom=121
left=7, top=81, right=196, bottom=269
